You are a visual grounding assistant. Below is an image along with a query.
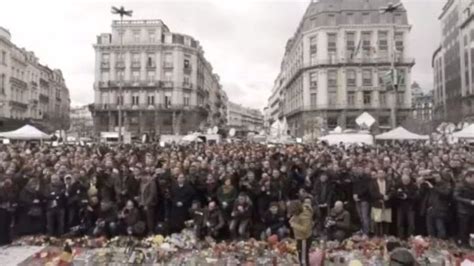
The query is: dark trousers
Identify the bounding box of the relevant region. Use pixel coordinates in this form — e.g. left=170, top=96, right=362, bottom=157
left=426, top=210, right=446, bottom=239
left=397, top=208, right=415, bottom=239
left=0, top=209, right=12, bottom=245
left=144, top=206, right=155, bottom=234
left=355, top=201, right=370, bottom=235
left=46, top=208, right=65, bottom=237
left=296, top=238, right=312, bottom=266
left=458, top=214, right=473, bottom=245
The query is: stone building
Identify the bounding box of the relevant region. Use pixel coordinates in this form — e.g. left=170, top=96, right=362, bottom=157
left=269, top=0, right=415, bottom=138
left=90, top=19, right=227, bottom=137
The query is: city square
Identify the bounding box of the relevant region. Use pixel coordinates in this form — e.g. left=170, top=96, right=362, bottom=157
left=1, top=0, right=474, bottom=265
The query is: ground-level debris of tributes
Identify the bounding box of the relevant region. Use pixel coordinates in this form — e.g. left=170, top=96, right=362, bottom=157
left=9, top=232, right=474, bottom=265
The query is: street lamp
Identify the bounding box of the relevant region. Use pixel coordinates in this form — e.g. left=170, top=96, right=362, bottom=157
left=111, top=6, right=132, bottom=144
left=380, top=2, right=402, bottom=129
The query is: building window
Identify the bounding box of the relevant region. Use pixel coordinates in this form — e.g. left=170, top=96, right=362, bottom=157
left=395, top=32, right=404, bottom=52
left=362, top=31, right=372, bottom=56
left=184, top=94, right=190, bottom=106
left=310, top=71, right=318, bottom=89
left=378, top=68, right=389, bottom=86
left=310, top=92, right=317, bottom=107
left=0, top=74, right=5, bottom=94
left=132, top=71, right=140, bottom=81
left=147, top=53, right=155, bottom=67
left=132, top=95, right=139, bottom=105
left=346, top=32, right=356, bottom=54
left=116, top=95, right=123, bottom=105
left=327, top=33, right=337, bottom=53
left=132, top=53, right=140, bottom=64
left=397, top=68, right=406, bottom=86
left=165, top=53, right=173, bottom=63
left=164, top=94, right=171, bottom=107
left=347, top=91, right=355, bottom=106
left=363, top=91, right=372, bottom=105
left=378, top=31, right=388, bottom=55
left=184, top=58, right=191, bottom=69
left=164, top=70, right=173, bottom=81
left=147, top=71, right=155, bottom=82
left=362, top=69, right=373, bottom=86
left=1, top=50, right=5, bottom=65
left=148, top=30, right=156, bottom=42
left=101, top=71, right=109, bottom=81
left=362, top=12, right=370, bottom=24
left=346, top=69, right=356, bottom=87
left=397, top=92, right=404, bottom=105
left=147, top=95, right=155, bottom=105
left=347, top=12, right=354, bottom=24
left=328, top=70, right=337, bottom=88
left=328, top=14, right=336, bottom=26
left=328, top=91, right=337, bottom=105
left=394, top=13, right=402, bottom=24
left=183, top=75, right=190, bottom=85
left=117, top=70, right=124, bottom=81
left=379, top=91, right=386, bottom=105
left=133, top=30, right=140, bottom=42
left=310, top=35, right=317, bottom=64
left=102, top=53, right=110, bottom=62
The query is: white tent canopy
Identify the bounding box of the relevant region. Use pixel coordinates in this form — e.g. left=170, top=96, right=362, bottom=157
left=319, top=132, right=374, bottom=146
left=452, top=124, right=474, bottom=139
left=0, top=125, right=51, bottom=140
left=375, top=126, right=429, bottom=140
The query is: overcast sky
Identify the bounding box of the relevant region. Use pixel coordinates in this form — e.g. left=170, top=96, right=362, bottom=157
left=1, top=0, right=445, bottom=110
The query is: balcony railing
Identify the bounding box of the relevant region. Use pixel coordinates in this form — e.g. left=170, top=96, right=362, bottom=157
left=163, top=62, right=173, bottom=68
left=146, top=63, right=156, bottom=69
left=93, top=103, right=198, bottom=111
left=131, top=61, right=141, bottom=69
left=183, top=82, right=192, bottom=89
left=101, top=62, right=110, bottom=69
left=162, top=81, right=174, bottom=88
left=184, top=66, right=192, bottom=74
left=115, top=61, right=125, bottom=69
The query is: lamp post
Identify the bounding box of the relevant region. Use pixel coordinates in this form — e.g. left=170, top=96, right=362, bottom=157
left=111, top=6, right=132, bottom=144
left=380, top=2, right=402, bottom=129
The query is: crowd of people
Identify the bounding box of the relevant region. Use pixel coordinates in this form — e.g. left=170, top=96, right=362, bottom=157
left=0, top=141, right=473, bottom=253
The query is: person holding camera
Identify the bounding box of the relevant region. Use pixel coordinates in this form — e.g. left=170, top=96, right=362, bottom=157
left=202, top=201, right=225, bottom=239
left=325, top=201, right=352, bottom=242
left=118, top=200, right=145, bottom=236
left=394, top=174, right=418, bottom=239
left=261, top=202, right=287, bottom=240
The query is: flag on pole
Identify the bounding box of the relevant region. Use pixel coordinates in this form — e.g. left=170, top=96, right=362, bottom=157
left=351, top=38, right=362, bottom=59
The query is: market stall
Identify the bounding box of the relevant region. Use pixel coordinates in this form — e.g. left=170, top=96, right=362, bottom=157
left=0, top=124, right=51, bottom=140
left=453, top=124, right=474, bottom=140
left=375, top=126, right=429, bottom=141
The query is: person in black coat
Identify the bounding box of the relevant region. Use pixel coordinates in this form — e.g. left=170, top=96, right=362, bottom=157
left=93, top=199, right=118, bottom=237
left=419, top=171, right=452, bottom=239
left=64, top=174, right=87, bottom=230
left=44, top=174, right=66, bottom=237
left=394, top=175, right=418, bottom=239
left=312, top=172, right=334, bottom=232
left=0, top=179, right=17, bottom=245
left=169, top=174, right=195, bottom=233
left=352, top=166, right=371, bottom=236
left=369, top=169, right=395, bottom=237
left=453, top=169, right=474, bottom=246
left=18, top=177, right=44, bottom=235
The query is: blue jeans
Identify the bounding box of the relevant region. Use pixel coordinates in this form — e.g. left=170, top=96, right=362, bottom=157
left=356, top=201, right=370, bottom=235
left=426, top=209, right=446, bottom=239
